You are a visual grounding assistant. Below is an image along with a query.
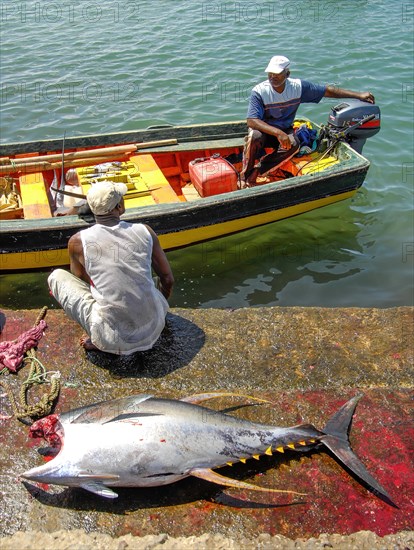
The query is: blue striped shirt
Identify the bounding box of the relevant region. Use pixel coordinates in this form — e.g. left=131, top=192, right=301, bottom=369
left=247, top=78, right=326, bottom=130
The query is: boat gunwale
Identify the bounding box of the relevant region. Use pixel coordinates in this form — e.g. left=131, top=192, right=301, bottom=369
left=0, top=121, right=249, bottom=156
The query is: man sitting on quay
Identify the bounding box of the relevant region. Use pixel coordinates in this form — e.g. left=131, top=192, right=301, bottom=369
left=242, top=55, right=375, bottom=186
left=48, top=180, right=174, bottom=354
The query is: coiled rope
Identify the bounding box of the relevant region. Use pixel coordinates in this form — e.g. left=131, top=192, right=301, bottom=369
left=0, top=307, right=61, bottom=424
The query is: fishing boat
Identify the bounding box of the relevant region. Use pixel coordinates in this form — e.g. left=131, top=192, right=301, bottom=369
left=0, top=100, right=380, bottom=272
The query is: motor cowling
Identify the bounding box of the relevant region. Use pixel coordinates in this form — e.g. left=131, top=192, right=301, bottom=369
left=327, top=99, right=381, bottom=153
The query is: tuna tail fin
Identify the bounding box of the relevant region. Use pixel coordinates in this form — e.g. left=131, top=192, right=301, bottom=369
left=321, top=394, right=397, bottom=508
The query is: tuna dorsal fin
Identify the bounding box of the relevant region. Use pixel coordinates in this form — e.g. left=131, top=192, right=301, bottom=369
left=79, top=481, right=118, bottom=499
left=189, top=468, right=304, bottom=495
left=65, top=394, right=153, bottom=424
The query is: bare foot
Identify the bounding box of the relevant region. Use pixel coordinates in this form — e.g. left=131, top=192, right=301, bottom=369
left=80, top=335, right=99, bottom=351
left=255, top=175, right=272, bottom=184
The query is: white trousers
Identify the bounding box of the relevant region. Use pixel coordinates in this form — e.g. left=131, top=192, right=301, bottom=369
left=48, top=269, right=95, bottom=338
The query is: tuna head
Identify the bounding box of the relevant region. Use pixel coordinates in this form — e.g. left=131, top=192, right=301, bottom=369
left=21, top=460, right=70, bottom=485
left=29, top=414, right=64, bottom=449
left=22, top=414, right=69, bottom=485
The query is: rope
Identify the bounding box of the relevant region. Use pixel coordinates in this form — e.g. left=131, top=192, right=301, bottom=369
left=294, top=144, right=337, bottom=176
left=0, top=307, right=61, bottom=424
left=35, top=306, right=48, bottom=326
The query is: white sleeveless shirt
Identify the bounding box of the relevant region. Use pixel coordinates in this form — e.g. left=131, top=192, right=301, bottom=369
left=80, top=221, right=168, bottom=354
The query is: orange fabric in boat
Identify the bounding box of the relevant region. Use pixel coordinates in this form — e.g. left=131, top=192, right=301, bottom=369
left=129, top=154, right=180, bottom=204
left=19, top=172, right=52, bottom=218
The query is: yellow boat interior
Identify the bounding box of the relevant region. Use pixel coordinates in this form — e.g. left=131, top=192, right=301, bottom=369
left=0, top=122, right=340, bottom=221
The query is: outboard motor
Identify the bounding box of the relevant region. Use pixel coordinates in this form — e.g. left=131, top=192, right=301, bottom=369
left=326, top=99, right=381, bottom=154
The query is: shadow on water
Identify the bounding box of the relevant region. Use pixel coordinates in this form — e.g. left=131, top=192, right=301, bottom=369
left=0, top=199, right=374, bottom=311
left=22, top=452, right=308, bottom=513
left=84, top=313, right=205, bottom=378
left=2, top=197, right=401, bottom=310
left=168, top=205, right=368, bottom=308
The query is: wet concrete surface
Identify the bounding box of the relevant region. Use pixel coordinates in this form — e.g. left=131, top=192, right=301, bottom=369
left=0, top=306, right=413, bottom=540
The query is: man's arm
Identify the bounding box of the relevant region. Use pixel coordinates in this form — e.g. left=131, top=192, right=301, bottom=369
left=68, top=232, right=89, bottom=283
left=145, top=225, right=174, bottom=299
left=247, top=118, right=294, bottom=149
left=246, top=88, right=297, bottom=149
left=324, top=85, right=375, bottom=104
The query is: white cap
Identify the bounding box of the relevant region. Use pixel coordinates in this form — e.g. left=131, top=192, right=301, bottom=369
left=86, top=180, right=128, bottom=215
left=65, top=169, right=79, bottom=186
left=265, top=55, right=290, bottom=74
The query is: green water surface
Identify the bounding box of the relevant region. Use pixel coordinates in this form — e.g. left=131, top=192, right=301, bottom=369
left=1, top=0, right=413, bottom=308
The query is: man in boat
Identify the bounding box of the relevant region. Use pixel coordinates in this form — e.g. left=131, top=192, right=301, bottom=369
left=242, top=55, right=375, bottom=186
left=48, top=180, right=174, bottom=354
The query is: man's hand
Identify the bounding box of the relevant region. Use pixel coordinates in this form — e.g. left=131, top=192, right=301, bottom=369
left=275, top=129, right=295, bottom=150
left=247, top=118, right=296, bottom=150
left=158, top=276, right=174, bottom=300
left=358, top=91, right=375, bottom=104
left=146, top=225, right=174, bottom=300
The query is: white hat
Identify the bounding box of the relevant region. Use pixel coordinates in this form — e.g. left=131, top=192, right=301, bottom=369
left=265, top=55, right=290, bottom=74
left=65, top=169, right=79, bottom=186
left=86, top=180, right=128, bottom=215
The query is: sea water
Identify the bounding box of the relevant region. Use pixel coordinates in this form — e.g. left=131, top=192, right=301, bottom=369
left=0, top=0, right=413, bottom=309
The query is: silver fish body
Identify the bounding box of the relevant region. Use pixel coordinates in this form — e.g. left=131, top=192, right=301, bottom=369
left=21, top=394, right=396, bottom=505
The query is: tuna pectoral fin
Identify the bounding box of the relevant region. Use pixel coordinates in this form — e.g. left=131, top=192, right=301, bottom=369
left=322, top=395, right=397, bottom=507
left=189, top=468, right=304, bottom=496
left=78, top=473, right=120, bottom=499
left=79, top=481, right=118, bottom=499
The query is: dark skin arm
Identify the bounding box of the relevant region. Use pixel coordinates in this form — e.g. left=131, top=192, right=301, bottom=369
left=246, top=118, right=295, bottom=150
left=68, top=232, right=90, bottom=283
left=247, top=85, right=375, bottom=150
left=145, top=225, right=174, bottom=299
left=324, top=86, right=375, bottom=104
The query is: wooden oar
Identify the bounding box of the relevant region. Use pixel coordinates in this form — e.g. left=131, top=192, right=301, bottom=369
left=55, top=131, right=66, bottom=208
left=7, top=146, right=136, bottom=165
left=0, top=153, right=131, bottom=176
left=50, top=186, right=86, bottom=199
left=50, top=185, right=161, bottom=200
left=1, top=138, right=178, bottom=167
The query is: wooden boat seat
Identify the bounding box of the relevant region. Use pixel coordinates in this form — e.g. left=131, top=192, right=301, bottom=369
left=19, top=172, right=52, bottom=219
left=130, top=154, right=180, bottom=204
left=181, top=183, right=202, bottom=201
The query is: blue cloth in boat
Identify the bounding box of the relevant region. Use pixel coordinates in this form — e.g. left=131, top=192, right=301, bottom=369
left=295, top=124, right=318, bottom=155
left=295, top=124, right=318, bottom=148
